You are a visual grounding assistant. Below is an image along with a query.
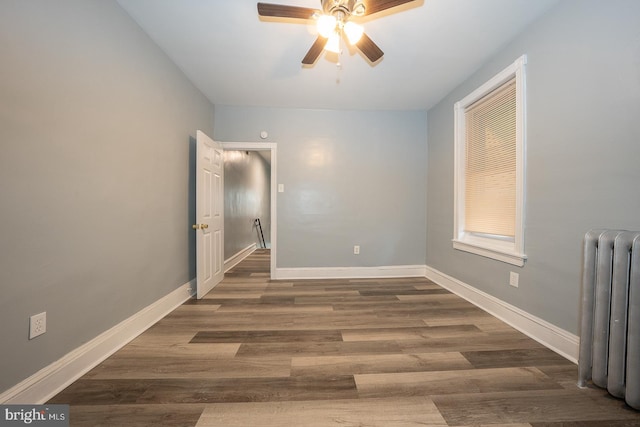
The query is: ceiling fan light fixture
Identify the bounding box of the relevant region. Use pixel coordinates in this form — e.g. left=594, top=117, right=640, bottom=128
left=316, top=14, right=337, bottom=38
left=257, top=0, right=418, bottom=65
left=344, top=21, right=363, bottom=45
left=325, top=31, right=341, bottom=53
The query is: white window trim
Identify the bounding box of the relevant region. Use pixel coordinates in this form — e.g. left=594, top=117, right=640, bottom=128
left=453, top=55, right=527, bottom=267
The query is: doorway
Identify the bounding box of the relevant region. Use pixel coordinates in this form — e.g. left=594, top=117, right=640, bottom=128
left=222, top=142, right=277, bottom=279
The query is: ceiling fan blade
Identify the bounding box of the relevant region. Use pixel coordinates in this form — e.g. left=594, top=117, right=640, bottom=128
left=257, top=3, right=319, bottom=19
left=356, top=33, right=384, bottom=63
left=362, top=0, right=417, bottom=16
left=302, top=36, right=328, bottom=65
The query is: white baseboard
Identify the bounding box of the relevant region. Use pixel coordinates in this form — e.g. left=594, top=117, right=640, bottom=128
left=424, top=266, right=579, bottom=363
left=0, top=280, right=195, bottom=404
left=273, top=265, right=427, bottom=280
left=224, top=244, right=257, bottom=273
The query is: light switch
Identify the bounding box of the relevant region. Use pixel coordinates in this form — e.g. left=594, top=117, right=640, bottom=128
left=278, top=184, right=284, bottom=193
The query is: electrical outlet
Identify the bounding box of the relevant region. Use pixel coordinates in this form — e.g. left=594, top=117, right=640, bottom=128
left=509, top=272, right=519, bottom=288
left=29, top=312, right=46, bottom=339
left=354, top=245, right=360, bottom=255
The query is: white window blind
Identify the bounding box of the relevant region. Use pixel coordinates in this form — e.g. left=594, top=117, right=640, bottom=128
left=464, top=78, right=516, bottom=238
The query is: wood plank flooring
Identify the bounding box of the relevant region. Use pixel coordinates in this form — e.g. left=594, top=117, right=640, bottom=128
left=49, top=249, right=640, bottom=426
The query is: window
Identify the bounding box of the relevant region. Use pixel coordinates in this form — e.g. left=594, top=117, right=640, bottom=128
left=453, top=55, right=527, bottom=266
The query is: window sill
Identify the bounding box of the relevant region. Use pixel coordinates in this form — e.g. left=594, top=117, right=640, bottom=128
left=452, top=239, right=526, bottom=267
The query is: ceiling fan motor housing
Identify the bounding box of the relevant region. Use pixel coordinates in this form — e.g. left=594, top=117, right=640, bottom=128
left=322, top=0, right=366, bottom=17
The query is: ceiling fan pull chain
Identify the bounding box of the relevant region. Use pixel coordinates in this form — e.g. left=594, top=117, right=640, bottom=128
left=337, top=32, right=343, bottom=67
left=336, top=46, right=342, bottom=84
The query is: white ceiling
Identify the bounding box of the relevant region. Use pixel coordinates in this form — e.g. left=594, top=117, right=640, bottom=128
left=117, top=0, right=560, bottom=111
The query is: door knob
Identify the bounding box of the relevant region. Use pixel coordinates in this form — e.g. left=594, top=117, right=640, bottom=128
left=192, top=224, right=209, bottom=230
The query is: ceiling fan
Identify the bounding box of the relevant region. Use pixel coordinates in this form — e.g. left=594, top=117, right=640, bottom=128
left=257, top=0, right=417, bottom=65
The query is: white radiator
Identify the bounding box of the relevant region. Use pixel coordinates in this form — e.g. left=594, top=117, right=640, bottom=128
left=578, top=230, right=640, bottom=410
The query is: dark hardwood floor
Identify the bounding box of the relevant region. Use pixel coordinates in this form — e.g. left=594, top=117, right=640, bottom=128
left=49, top=249, right=640, bottom=426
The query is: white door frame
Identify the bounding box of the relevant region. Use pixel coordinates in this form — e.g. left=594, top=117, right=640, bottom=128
left=221, top=142, right=277, bottom=279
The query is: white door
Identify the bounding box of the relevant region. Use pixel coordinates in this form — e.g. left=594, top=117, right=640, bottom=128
left=194, top=130, right=224, bottom=299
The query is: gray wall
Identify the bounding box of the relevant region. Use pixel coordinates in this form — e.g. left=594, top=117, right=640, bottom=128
left=426, top=0, right=640, bottom=334
left=224, top=151, right=271, bottom=258
left=0, top=0, right=214, bottom=393
left=214, top=106, right=428, bottom=268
